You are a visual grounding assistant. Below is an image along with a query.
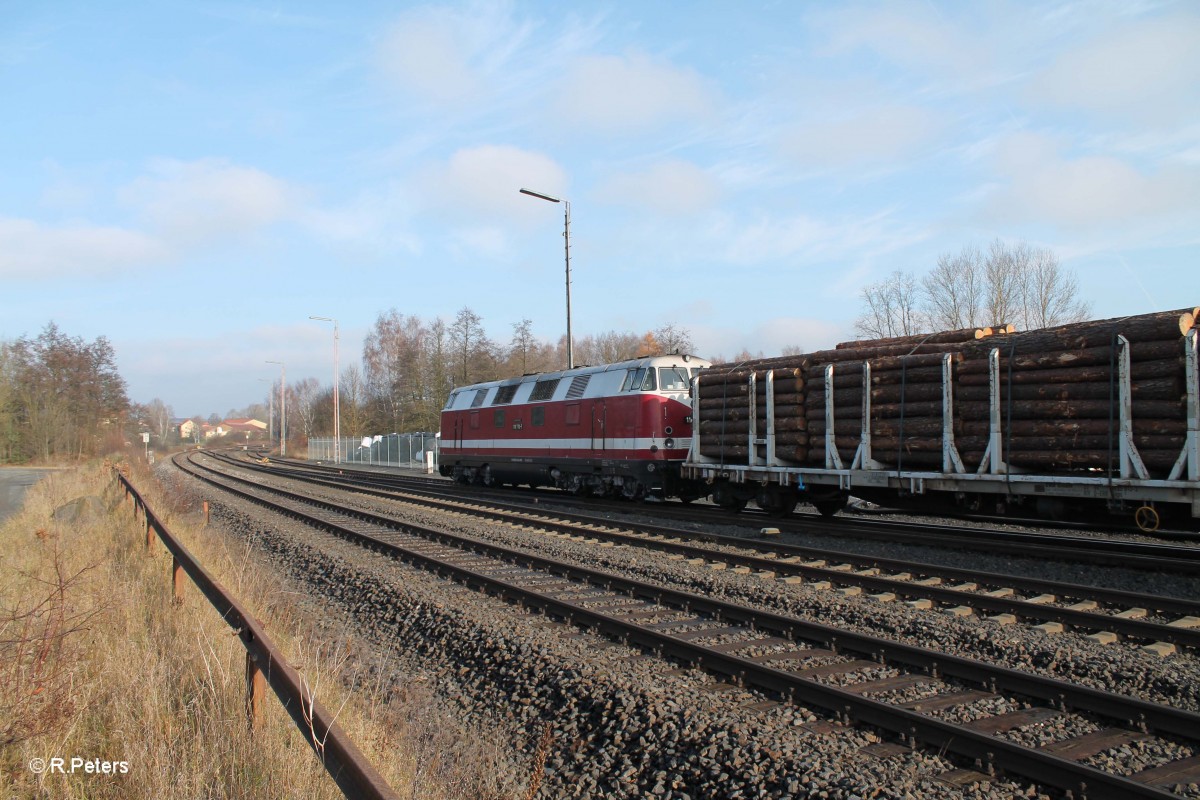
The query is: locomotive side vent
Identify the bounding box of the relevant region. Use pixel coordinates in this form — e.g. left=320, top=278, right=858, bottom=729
left=530, top=378, right=561, bottom=401
left=566, top=375, right=591, bottom=399
left=470, top=389, right=488, bottom=408
left=492, top=385, right=519, bottom=405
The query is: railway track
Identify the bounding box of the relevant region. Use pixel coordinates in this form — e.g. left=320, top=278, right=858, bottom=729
left=178, top=450, right=1200, bottom=799
left=212, top=453, right=1200, bottom=653
left=256, top=453, right=1200, bottom=574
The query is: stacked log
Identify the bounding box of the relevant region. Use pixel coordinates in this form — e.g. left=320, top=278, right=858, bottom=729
left=950, top=308, right=1195, bottom=473
left=801, top=350, right=969, bottom=470
left=698, top=327, right=995, bottom=466
left=695, top=308, right=1197, bottom=478
left=697, top=361, right=809, bottom=462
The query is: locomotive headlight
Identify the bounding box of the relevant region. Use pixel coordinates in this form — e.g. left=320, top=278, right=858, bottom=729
left=685, top=415, right=693, bottom=424
left=665, top=438, right=675, bottom=448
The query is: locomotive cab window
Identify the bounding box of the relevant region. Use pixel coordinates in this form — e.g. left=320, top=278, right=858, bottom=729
left=658, top=367, right=689, bottom=392
left=626, top=367, right=655, bottom=391
left=531, top=406, right=545, bottom=426
left=493, top=409, right=505, bottom=428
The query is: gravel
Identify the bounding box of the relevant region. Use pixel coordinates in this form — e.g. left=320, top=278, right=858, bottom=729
left=190, top=477, right=1043, bottom=799
left=181, top=459, right=1200, bottom=798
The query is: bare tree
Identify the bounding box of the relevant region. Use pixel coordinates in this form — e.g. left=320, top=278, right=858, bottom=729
left=921, top=240, right=1090, bottom=332
left=652, top=323, right=694, bottom=355
left=922, top=246, right=984, bottom=330
left=1015, top=243, right=1092, bottom=328
left=0, top=344, right=19, bottom=462
left=856, top=270, right=924, bottom=338
left=712, top=348, right=765, bottom=364
left=291, top=377, right=322, bottom=441
left=145, top=398, right=173, bottom=446
left=339, top=364, right=367, bottom=438
left=510, top=319, right=535, bottom=374
left=449, top=307, right=495, bottom=385
left=859, top=240, right=1092, bottom=341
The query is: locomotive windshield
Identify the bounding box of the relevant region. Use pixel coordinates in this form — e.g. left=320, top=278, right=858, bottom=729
left=658, top=367, right=689, bottom=391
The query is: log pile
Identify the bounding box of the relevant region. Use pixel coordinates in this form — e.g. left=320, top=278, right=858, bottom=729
left=950, top=308, right=1195, bottom=473
left=696, top=309, right=1197, bottom=477
left=697, top=327, right=990, bottom=465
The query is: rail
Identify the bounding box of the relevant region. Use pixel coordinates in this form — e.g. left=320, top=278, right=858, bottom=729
left=112, top=467, right=398, bottom=800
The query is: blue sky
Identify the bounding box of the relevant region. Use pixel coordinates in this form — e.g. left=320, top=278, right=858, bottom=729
left=2, top=1, right=1198, bottom=418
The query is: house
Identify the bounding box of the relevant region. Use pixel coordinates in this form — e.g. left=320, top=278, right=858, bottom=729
left=178, top=419, right=199, bottom=440
left=222, top=418, right=268, bottom=439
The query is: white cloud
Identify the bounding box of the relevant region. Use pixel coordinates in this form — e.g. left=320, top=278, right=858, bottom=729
left=986, top=132, right=1200, bottom=229
left=594, top=160, right=719, bottom=215
left=419, top=144, right=567, bottom=223
left=812, top=6, right=986, bottom=77
left=1030, top=13, right=1200, bottom=125
left=377, top=12, right=483, bottom=103
left=714, top=212, right=835, bottom=266
left=780, top=106, right=941, bottom=168
left=375, top=3, right=540, bottom=105
left=554, top=52, right=714, bottom=134
left=300, top=183, right=423, bottom=256
left=0, top=217, right=166, bottom=280
left=119, top=158, right=295, bottom=246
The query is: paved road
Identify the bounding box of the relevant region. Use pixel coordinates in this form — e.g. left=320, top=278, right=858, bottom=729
left=0, top=468, right=56, bottom=524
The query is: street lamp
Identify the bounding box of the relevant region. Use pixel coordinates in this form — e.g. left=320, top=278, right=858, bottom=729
left=266, top=360, right=286, bottom=457
left=519, top=187, right=574, bottom=369
left=309, top=315, right=340, bottom=464
left=257, top=378, right=273, bottom=452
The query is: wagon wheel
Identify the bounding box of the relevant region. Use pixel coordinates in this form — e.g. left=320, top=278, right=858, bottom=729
left=1134, top=505, right=1160, bottom=533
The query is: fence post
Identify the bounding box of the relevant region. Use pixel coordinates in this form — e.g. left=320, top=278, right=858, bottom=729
left=203, top=500, right=210, bottom=527
left=172, top=556, right=185, bottom=604
left=245, top=651, right=265, bottom=730
left=145, top=515, right=155, bottom=551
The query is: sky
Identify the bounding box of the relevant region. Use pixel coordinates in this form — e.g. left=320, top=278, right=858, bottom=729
left=2, top=1, right=1198, bottom=419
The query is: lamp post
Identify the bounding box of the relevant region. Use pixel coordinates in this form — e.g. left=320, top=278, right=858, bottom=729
left=519, top=187, right=573, bottom=369
left=266, top=360, right=286, bottom=457
left=257, top=378, right=273, bottom=452
left=309, top=315, right=340, bottom=464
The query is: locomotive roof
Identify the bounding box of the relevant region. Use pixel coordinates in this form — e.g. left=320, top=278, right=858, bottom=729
left=450, top=353, right=710, bottom=394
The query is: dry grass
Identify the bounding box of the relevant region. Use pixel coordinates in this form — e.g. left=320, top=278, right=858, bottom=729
left=0, top=461, right=513, bottom=799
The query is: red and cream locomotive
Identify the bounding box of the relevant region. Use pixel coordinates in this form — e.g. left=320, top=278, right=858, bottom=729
left=439, top=354, right=710, bottom=500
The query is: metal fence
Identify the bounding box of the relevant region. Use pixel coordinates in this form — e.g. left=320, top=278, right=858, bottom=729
left=113, top=467, right=398, bottom=800
left=307, top=433, right=438, bottom=470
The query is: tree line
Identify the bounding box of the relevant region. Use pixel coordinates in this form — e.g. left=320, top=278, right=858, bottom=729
left=0, top=239, right=1091, bottom=462
left=0, top=323, right=129, bottom=462
left=857, top=239, right=1091, bottom=338
left=288, top=309, right=698, bottom=439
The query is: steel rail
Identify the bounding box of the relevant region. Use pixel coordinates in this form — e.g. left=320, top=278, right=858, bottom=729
left=246, top=453, right=1200, bottom=573
left=209, top=453, right=1200, bottom=644
left=180, top=454, right=1196, bottom=800
left=115, top=467, right=398, bottom=800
